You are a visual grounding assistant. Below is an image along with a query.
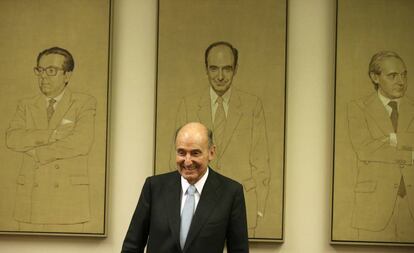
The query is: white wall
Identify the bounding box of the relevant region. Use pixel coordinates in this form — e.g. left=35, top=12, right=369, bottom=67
left=0, top=0, right=413, bottom=252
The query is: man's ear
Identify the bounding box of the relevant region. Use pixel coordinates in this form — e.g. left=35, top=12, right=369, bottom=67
left=233, top=64, right=238, bottom=75
left=64, top=71, right=72, bottom=85
left=208, top=145, right=216, bottom=161
left=369, top=72, right=379, bottom=84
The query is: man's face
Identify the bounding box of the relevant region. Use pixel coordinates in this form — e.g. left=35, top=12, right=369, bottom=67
left=371, top=57, right=407, bottom=99
left=36, top=54, right=72, bottom=98
left=206, top=45, right=237, bottom=96
left=175, top=123, right=215, bottom=184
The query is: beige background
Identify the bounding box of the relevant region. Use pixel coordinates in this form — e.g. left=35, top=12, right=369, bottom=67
left=0, top=0, right=413, bottom=252
left=0, top=0, right=111, bottom=234
left=155, top=0, right=286, bottom=240
left=332, top=0, right=414, bottom=243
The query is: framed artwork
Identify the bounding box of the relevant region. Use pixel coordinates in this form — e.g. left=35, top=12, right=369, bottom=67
left=332, top=0, right=414, bottom=246
left=0, top=0, right=112, bottom=236
left=154, top=0, right=287, bottom=241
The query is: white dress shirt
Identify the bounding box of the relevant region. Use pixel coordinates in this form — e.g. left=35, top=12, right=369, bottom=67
left=180, top=168, right=209, bottom=214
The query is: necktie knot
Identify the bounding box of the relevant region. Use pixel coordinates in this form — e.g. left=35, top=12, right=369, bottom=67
left=216, top=96, right=223, bottom=105
left=187, top=185, right=196, bottom=195
left=388, top=101, right=398, bottom=110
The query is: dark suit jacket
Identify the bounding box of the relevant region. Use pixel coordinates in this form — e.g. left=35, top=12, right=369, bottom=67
left=121, top=169, right=249, bottom=253
left=347, top=92, right=414, bottom=231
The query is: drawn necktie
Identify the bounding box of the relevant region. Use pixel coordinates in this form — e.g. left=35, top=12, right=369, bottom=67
left=214, top=96, right=226, bottom=150
left=47, top=98, right=56, bottom=122
left=397, top=176, right=407, bottom=198
left=180, top=185, right=196, bottom=249
left=388, top=101, right=407, bottom=197
left=388, top=101, right=398, bottom=133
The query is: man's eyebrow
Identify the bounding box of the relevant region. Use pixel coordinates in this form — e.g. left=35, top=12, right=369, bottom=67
left=386, top=70, right=406, bottom=75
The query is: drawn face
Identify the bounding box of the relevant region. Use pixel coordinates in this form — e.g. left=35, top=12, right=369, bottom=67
left=206, top=45, right=237, bottom=96
left=175, top=123, right=215, bottom=184
left=36, top=54, right=72, bottom=98
left=371, top=57, right=407, bottom=99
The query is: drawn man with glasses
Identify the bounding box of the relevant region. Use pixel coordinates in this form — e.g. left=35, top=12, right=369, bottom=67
left=6, top=47, right=96, bottom=232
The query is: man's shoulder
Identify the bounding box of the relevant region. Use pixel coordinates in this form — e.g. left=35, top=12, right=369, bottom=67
left=147, top=170, right=180, bottom=184
left=69, top=91, right=96, bottom=103
left=179, top=88, right=209, bottom=104
left=348, top=92, right=377, bottom=107
left=209, top=168, right=243, bottom=190
left=17, top=94, right=42, bottom=106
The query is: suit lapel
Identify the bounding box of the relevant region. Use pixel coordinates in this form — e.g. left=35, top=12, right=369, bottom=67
left=30, top=96, right=48, bottom=129
left=49, top=90, right=73, bottom=129
left=197, top=91, right=213, bottom=130
left=363, top=93, right=394, bottom=134
left=217, top=91, right=242, bottom=159
left=165, top=172, right=182, bottom=250
left=398, top=97, right=414, bottom=132
left=183, top=169, right=221, bottom=252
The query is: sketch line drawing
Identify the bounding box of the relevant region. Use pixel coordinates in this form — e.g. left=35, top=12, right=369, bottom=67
left=347, top=51, right=414, bottom=242
left=5, top=47, right=96, bottom=232
left=172, top=41, right=271, bottom=236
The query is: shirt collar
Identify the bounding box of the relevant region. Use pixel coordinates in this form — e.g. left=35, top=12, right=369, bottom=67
left=377, top=90, right=400, bottom=107
left=210, top=87, right=232, bottom=105
left=181, top=167, right=209, bottom=195
left=44, top=89, right=65, bottom=104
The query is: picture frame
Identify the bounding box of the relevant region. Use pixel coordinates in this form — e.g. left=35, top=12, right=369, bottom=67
left=331, top=0, right=414, bottom=246
left=0, top=0, right=112, bottom=236
left=154, top=0, right=287, bottom=242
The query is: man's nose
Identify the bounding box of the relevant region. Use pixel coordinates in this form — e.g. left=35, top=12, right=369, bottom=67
left=218, top=69, right=224, bottom=80
left=396, top=74, right=405, bottom=84
left=184, top=154, right=193, bottom=165
left=40, top=70, right=48, bottom=79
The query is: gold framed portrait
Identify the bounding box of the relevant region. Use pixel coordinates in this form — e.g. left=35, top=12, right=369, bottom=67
left=0, top=0, right=112, bottom=236
left=332, top=0, right=414, bottom=246
left=155, top=0, right=287, bottom=242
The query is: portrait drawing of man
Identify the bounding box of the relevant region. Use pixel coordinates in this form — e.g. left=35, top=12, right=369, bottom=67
left=174, top=41, right=270, bottom=236
left=5, top=47, right=96, bottom=232
left=347, top=51, right=414, bottom=242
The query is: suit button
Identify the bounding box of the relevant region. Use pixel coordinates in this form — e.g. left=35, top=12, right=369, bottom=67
left=54, top=164, right=60, bottom=169
left=54, top=183, right=59, bottom=188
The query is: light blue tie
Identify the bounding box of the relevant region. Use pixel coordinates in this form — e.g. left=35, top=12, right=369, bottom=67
left=180, top=185, right=196, bottom=249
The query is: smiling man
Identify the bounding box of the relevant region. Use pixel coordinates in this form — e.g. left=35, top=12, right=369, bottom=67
left=6, top=47, right=96, bottom=233
left=122, top=122, right=249, bottom=253
left=347, top=51, right=414, bottom=242
left=174, top=42, right=270, bottom=236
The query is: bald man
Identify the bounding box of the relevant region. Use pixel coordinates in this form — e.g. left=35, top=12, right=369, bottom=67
left=122, top=122, right=249, bottom=253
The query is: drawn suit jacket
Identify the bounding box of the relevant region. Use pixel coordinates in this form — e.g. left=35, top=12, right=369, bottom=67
left=175, top=88, right=270, bottom=229
left=347, top=92, right=414, bottom=231
left=121, top=169, right=249, bottom=253
left=6, top=89, right=96, bottom=224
